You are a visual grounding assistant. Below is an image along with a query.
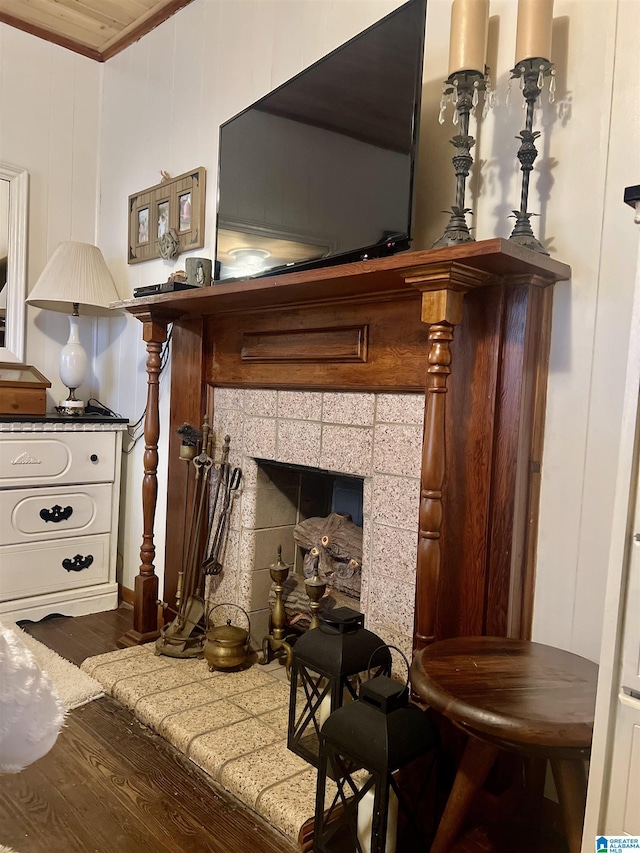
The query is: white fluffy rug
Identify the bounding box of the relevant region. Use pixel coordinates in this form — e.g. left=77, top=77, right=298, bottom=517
left=8, top=624, right=104, bottom=711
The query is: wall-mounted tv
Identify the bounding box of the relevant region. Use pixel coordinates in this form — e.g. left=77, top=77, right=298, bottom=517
left=214, top=0, right=427, bottom=282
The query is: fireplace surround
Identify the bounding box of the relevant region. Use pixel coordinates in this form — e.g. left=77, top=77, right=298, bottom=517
left=115, top=240, right=571, bottom=653
left=209, top=388, right=424, bottom=656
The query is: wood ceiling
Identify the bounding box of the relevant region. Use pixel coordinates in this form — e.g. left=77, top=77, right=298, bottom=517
left=0, top=0, right=195, bottom=62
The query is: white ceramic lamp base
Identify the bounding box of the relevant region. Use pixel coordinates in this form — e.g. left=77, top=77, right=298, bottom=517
left=58, top=314, right=88, bottom=415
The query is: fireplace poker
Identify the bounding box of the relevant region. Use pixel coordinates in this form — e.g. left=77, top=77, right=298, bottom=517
left=178, top=421, right=213, bottom=629
left=175, top=423, right=202, bottom=611
left=202, top=465, right=242, bottom=576
left=203, top=435, right=230, bottom=567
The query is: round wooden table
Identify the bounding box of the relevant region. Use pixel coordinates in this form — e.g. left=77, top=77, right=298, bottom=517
left=410, top=637, right=598, bottom=853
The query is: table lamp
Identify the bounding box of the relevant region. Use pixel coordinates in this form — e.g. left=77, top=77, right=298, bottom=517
left=26, top=242, right=120, bottom=415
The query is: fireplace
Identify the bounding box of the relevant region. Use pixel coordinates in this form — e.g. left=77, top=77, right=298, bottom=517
left=208, top=388, right=424, bottom=659
left=117, top=241, right=570, bottom=652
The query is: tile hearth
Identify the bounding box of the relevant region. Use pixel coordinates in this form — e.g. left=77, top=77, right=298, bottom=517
left=81, top=643, right=330, bottom=848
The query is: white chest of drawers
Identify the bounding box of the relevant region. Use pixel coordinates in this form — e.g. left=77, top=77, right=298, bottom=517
left=0, top=417, right=127, bottom=623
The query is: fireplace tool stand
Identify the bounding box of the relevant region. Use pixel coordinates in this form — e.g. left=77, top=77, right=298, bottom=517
left=156, top=417, right=215, bottom=658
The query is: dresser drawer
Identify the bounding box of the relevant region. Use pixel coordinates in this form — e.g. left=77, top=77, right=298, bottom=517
left=0, top=483, right=113, bottom=545
left=0, top=432, right=116, bottom=487
left=0, top=534, right=110, bottom=601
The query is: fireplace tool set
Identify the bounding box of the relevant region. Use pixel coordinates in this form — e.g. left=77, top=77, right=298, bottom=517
left=156, top=421, right=242, bottom=658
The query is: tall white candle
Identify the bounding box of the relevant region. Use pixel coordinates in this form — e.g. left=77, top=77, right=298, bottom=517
left=356, top=781, right=398, bottom=853
left=318, top=693, right=332, bottom=728
left=448, top=0, right=489, bottom=77
left=515, top=0, right=554, bottom=64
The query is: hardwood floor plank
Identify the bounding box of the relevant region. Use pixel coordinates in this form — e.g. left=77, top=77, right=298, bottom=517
left=19, top=617, right=95, bottom=666
left=19, top=606, right=133, bottom=665
left=0, top=694, right=294, bottom=853
left=90, top=604, right=134, bottom=634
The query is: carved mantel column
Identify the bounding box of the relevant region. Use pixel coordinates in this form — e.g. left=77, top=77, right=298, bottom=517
left=118, top=311, right=171, bottom=648
left=404, top=262, right=492, bottom=652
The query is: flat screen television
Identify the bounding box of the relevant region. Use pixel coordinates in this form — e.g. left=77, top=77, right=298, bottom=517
left=214, top=0, right=426, bottom=282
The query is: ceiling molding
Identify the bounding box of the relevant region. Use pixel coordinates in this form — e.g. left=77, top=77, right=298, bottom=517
left=0, top=0, right=195, bottom=63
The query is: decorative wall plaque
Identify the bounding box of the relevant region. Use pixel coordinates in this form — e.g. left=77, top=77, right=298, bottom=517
left=128, top=168, right=205, bottom=264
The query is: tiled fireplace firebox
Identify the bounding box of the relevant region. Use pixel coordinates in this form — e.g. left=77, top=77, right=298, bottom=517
left=207, top=388, right=425, bottom=659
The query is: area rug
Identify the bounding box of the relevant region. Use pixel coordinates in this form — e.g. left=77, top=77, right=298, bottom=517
left=7, top=624, right=104, bottom=711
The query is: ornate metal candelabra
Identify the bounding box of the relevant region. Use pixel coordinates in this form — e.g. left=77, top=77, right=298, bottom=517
left=434, top=69, right=493, bottom=248
left=508, top=57, right=555, bottom=254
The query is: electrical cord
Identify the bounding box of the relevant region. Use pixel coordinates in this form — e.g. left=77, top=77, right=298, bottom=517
left=123, top=323, right=173, bottom=454
left=90, top=323, right=173, bottom=456
left=85, top=398, right=120, bottom=418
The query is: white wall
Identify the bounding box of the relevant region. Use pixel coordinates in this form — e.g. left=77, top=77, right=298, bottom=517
left=0, top=180, right=8, bottom=258
left=0, top=25, right=102, bottom=403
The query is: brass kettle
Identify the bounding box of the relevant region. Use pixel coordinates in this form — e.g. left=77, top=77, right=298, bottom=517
left=204, top=604, right=251, bottom=671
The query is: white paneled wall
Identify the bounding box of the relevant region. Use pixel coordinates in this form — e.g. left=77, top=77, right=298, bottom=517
left=0, top=25, right=101, bottom=404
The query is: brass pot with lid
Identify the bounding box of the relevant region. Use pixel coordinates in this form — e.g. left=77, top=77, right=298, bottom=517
left=204, top=604, right=251, bottom=671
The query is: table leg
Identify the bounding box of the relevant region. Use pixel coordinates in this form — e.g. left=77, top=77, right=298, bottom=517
left=550, top=758, right=587, bottom=853
left=524, top=756, right=547, bottom=823
left=430, top=737, right=500, bottom=853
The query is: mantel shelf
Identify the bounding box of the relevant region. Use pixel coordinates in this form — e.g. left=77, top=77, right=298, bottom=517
left=114, top=238, right=570, bottom=320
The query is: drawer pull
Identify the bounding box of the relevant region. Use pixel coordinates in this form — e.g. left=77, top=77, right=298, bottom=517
left=90, top=454, right=99, bottom=463
left=40, top=504, right=74, bottom=523
left=62, top=554, right=94, bottom=572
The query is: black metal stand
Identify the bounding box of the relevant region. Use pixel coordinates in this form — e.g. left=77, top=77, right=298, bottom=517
left=509, top=58, right=554, bottom=255
left=434, top=70, right=487, bottom=248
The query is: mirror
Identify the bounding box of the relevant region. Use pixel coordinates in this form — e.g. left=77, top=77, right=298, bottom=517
left=0, top=164, right=28, bottom=363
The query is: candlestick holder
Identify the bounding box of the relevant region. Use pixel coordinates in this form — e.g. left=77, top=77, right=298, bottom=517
left=508, top=57, right=555, bottom=254
left=434, top=69, right=493, bottom=248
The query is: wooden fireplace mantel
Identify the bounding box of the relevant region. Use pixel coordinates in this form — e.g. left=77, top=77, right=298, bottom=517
left=115, top=238, right=570, bottom=651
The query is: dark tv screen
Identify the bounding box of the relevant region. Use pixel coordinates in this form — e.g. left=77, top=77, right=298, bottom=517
left=214, top=0, right=426, bottom=281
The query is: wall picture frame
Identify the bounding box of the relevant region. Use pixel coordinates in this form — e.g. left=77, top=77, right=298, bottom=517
left=128, top=167, right=205, bottom=264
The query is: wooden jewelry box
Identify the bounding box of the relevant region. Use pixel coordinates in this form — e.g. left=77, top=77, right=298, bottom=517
left=0, top=363, right=51, bottom=416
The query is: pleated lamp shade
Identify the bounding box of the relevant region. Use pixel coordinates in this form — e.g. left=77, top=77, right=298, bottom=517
left=27, top=242, right=120, bottom=317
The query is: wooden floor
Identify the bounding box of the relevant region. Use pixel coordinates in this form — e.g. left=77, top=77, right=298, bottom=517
left=0, top=606, right=296, bottom=853
left=1, top=606, right=569, bottom=853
